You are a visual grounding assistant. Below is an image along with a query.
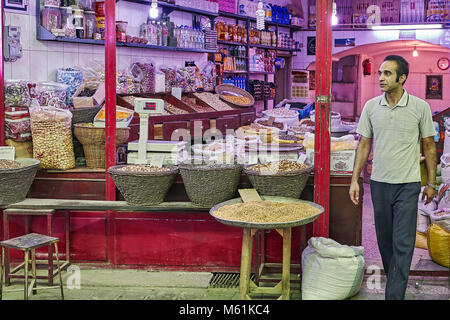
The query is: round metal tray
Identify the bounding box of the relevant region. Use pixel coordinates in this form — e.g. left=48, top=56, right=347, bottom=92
left=209, top=196, right=324, bottom=229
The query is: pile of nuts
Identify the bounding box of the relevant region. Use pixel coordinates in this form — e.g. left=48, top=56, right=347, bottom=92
left=276, top=134, right=303, bottom=143
left=247, top=160, right=309, bottom=173
left=264, top=108, right=298, bottom=117
left=194, top=92, right=234, bottom=111
left=0, top=159, right=25, bottom=169
left=255, top=119, right=285, bottom=130
left=221, top=95, right=252, bottom=105
left=30, top=108, right=75, bottom=170
left=117, top=165, right=173, bottom=173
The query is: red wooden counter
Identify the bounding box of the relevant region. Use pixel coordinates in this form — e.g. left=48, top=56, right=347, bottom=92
left=0, top=170, right=362, bottom=272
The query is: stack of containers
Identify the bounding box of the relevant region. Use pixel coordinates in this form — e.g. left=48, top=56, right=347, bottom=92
left=4, top=80, right=33, bottom=158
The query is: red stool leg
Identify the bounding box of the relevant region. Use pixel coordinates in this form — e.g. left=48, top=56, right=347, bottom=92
left=47, top=214, right=53, bottom=286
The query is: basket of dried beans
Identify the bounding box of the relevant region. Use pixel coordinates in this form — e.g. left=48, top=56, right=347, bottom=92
left=0, top=158, right=40, bottom=205
left=108, top=164, right=179, bottom=205
left=244, top=160, right=313, bottom=198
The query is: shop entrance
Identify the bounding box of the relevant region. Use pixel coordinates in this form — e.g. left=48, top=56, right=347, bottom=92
left=274, top=55, right=292, bottom=105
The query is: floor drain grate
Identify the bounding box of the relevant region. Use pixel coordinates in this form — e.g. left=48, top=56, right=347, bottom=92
left=208, top=272, right=256, bottom=288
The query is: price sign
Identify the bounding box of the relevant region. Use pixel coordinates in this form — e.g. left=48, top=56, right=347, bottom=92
left=0, top=147, right=15, bottom=160
left=239, top=189, right=262, bottom=203
left=248, top=152, right=258, bottom=165
left=149, top=154, right=165, bottom=168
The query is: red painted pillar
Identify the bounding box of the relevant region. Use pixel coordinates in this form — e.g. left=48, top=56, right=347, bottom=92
left=313, top=0, right=332, bottom=238
left=105, top=0, right=116, bottom=201
left=0, top=0, right=5, bottom=146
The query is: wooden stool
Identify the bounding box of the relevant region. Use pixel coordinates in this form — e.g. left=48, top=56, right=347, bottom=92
left=2, top=208, right=70, bottom=286
left=0, top=233, right=64, bottom=300
left=239, top=227, right=292, bottom=300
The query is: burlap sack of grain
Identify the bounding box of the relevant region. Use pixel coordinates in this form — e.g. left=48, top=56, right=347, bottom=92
left=427, top=220, right=450, bottom=268
left=301, top=237, right=365, bottom=300
left=29, top=101, right=75, bottom=170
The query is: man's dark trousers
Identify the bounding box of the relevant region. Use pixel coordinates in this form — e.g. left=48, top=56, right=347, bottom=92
left=370, top=180, right=421, bottom=300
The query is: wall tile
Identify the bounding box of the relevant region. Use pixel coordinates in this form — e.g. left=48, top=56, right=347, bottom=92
left=11, top=50, right=30, bottom=79
left=29, top=15, right=48, bottom=51
left=64, top=52, right=79, bottom=68
left=30, top=50, right=48, bottom=82
left=4, top=62, right=12, bottom=80
left=46, top=41, right=64, bottom=52
left=78, top=44, right=93, bottom=54
left=63, top=43, right=79, bottom=53
left=47, top=51, right=64, bottom=81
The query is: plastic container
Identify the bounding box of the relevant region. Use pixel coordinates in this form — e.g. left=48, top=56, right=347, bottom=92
left=440, top=153, right=450, bottom=184
left=84, top=11, right=97, bottom=39
left=41, top=5, right=61, bottom=31
left=4, top=80, right=31, bottom=107
left=35, top=82, right=69, bottom=110
left=95, top=1, right=105, bottom=16
left=62, top=7, right=76, bottom=38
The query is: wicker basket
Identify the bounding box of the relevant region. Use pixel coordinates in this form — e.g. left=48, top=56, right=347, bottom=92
left=70, top=106, right=102, bottom=126
left=74, top=124, right=130, bottom=168
left=243, top=164, right=313, bottom=198
left=179, top=163, right=242, bottom=207
left=0, top=158, right=40, bottom=206
left=108, top=165, right=179, bottom=205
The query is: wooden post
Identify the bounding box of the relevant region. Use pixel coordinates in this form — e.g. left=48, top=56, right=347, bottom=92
left=24, top=251, right=29, bottom=300
left=0, top=0, right=5, bottom=146
left=105, top=0, right=117, bottom=201
left=313, top=0, right=332, bottom=238
left=239, top=228, right=253, bottom=300
left=281, top=228, right=292, bottom=300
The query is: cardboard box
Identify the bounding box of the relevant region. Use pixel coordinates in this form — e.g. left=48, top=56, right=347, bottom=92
left=72, top=82, right=105, bottom=109
left=306, top=149, right=356, bottom=175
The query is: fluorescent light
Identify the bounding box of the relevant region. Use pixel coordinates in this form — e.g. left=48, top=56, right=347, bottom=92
left=371, top=24, right=442, bottom=30
left=149, top=0, right=158, bottom=19
left=413, top=46, right=418, bottom=57
left=332, top=2, right=338, bottom=26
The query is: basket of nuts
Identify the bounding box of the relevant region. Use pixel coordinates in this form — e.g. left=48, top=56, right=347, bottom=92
left=0, top=158, right=40, bottom=206
left=74, top=123, right=130, bottom=168
left=244, top=160, right=313, bottom=198
left=179, top=163, right=242, bottom=207
left=108, top=165, right=179, bottom=205
left=216, top=84, right=255, bottom=108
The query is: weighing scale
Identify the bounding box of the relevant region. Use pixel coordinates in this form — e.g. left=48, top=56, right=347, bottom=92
left=133, top=98, right=164, bottom=164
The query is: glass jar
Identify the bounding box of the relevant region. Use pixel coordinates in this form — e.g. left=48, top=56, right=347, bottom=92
left=84, top=10, right=96, bottom=39
left=63, top=7, right=76, bottom=38
left=41, top=5, right=61, bottom=31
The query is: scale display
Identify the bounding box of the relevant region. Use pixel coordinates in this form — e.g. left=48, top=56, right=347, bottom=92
left=134, top=98, right=164, bottom=114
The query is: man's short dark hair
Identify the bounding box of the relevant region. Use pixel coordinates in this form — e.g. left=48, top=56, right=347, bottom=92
left=384, top=55, right=409, bottom=85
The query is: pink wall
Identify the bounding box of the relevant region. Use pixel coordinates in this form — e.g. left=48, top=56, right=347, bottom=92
left=363, top=51, right=450, bottom=114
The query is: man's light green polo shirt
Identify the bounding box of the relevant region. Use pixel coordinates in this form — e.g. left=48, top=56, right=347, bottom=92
left=356, top=89, right=436, bottom=183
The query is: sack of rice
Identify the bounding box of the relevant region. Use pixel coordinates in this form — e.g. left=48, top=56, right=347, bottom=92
left=301, top=237, right=365, bottom=300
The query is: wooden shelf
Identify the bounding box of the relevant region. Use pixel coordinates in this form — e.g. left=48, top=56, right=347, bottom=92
left=122, top=0, right=219, bottom=17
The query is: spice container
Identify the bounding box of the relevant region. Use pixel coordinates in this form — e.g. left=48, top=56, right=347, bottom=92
left=96, top=15, right=106, bottom=39
left=95, top=1, right=105, bottom=16
left=35, top=82, right=69, bottom=110
left=116, top=21, right=128, bottom=42
left=41, top=5, right=61, bottom=31
left=84, top=10, right=96, bottom=39
left=73, top=8, right=84, bottom=29
left=4, top=80, right=31, bottom=107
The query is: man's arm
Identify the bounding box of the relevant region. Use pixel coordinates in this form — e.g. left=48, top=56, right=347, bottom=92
left=349, top=136, right=372, bottom=205
left=422, top=136, right=437, bottom=204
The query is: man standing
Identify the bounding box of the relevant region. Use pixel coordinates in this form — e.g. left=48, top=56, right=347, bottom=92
left=349, top=55, right=437, bottom=300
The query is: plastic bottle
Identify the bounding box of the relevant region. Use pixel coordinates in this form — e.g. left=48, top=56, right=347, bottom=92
left=162, top=21, right=168, bottom=46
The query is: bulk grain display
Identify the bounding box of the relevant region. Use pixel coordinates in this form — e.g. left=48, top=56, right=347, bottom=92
left=29, top=104, right=75, bottom=170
